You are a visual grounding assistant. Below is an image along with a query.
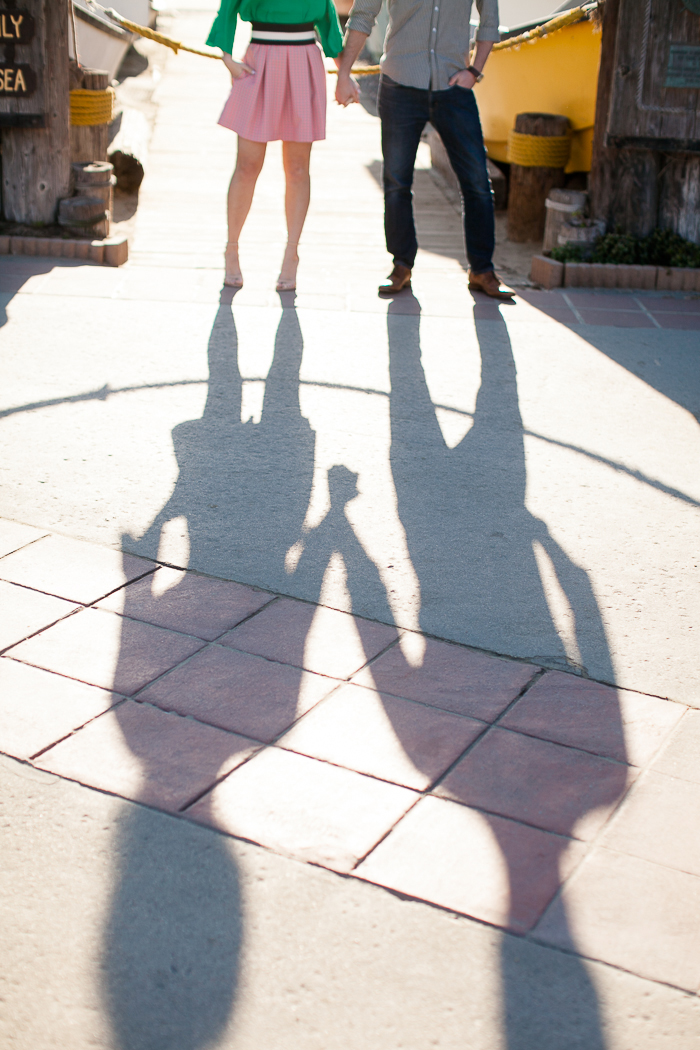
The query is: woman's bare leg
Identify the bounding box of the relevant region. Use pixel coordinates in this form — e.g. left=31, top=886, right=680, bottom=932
left=225, top=136, right=267, bottom=286
left=277, top=141, right=313, bottom=290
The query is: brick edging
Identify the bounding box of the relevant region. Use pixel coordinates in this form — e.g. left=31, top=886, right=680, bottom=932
left=0, top=233, right=128, bottom=267
left=531, top=254, right=700, bottom=292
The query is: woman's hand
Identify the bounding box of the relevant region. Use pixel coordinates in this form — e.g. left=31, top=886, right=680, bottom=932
left=335, top=71, right=359, bottom=107
left=223, top=53, right=255, bottom=82
left=448, top=68, right=477, bottom=90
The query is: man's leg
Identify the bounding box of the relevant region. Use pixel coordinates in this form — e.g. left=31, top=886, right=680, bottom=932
left=430, top=87, right=495, bottom=275
left=378, top=76, right=428, bottom=272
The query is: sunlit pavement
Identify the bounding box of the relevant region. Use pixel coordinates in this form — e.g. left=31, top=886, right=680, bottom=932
left=1, top=9, right=699, bottom=1048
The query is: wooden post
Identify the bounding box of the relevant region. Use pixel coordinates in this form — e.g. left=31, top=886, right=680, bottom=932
left=590, top=0, right=700, bottom=242
left=70, top=69, right=111, bottom=165
left=1, top=0, right=71, bottom=223
left=507, top=113, right=570, bottom=243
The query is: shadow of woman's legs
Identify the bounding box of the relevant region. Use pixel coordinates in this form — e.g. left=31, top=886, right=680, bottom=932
left=102, top=803, right=241, bottom=1050
left=103, top=292, right=320, bottom=1047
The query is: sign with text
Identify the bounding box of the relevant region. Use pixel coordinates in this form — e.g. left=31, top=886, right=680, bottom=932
left=0, top=9, right=35, bottom=43
left=665, top=44, right=700, bottom=89
left=0, top=0, right=44, bottom=126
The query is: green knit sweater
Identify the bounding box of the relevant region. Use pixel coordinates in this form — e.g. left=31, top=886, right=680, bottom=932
left=206, top=0, right=344, bottom=58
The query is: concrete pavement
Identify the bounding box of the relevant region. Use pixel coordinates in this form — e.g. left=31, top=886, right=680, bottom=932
left=1, top=8, right=700, bottom=1047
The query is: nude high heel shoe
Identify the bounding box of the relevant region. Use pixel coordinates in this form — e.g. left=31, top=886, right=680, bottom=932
left=224, top=242, right=243, bottom=289
left=276, top=246, right=299, bottom=292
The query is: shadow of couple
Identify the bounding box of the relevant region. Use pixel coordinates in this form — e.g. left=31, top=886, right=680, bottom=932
left=103, top=288, right=625, bottom=1050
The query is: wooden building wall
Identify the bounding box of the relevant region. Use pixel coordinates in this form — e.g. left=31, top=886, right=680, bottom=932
left=590, top=0, right=700, bottom=242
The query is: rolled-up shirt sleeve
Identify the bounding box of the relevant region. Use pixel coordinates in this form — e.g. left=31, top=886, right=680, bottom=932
left=474, top=0, right=500, bottom=42
left=346, top=0, right=384, bottom=37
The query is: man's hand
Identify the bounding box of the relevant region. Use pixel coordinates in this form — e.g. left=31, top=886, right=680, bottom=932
left=335, top=70, right=360, bottom=106
left=449, top=68, right=477, bottom=90
left=450, top=40, right=493, bottom=90
left=223, top=53, right=255, bottom=82
left=334, top=28, right=367, bottom=107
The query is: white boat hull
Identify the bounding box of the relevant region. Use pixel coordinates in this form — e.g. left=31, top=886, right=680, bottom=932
left=70, top=21, right=131, bottom=80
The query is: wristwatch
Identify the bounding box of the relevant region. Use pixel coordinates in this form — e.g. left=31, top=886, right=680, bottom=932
left=466, top=65, right=484, bottom=82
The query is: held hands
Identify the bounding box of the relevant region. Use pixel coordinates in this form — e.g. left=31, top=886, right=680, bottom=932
left=448, top=68, right=477, bottom=90
left=335, top=66, right=360, bottom=107
left=223, top=53, right=255, bottom=82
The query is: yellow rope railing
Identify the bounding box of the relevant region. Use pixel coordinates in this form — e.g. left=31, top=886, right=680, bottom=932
left=85, top=0, right=598, bottom=77
left=492, top=3, right=598, bottom=51
left=103, top=7, right=222, bottom=58
left=330, top=2, right=598, bottom=75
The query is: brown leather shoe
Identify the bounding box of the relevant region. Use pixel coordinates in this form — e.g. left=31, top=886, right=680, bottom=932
left=468, top=270, right=515, bottom=300
left=379, top=263, right=412, bottom=296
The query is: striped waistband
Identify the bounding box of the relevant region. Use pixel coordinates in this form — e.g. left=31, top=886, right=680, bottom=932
left=250, top=22, right=316, bottom=45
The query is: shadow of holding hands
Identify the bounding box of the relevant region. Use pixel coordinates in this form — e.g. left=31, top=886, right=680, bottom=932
left=102, top=287, right=626, bottom=1049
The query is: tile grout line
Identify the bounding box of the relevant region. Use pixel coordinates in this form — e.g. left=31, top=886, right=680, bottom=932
left=349, top=670, right=549, bottom=873
left=28, top=697, right=130, bottom=761
left=633, top=295, right=663, bottom=328
left=0, top=532, right=51, bottom=561
left=524, top=696, right=697, bottom=939
left=560, top=291, right=586, bottom=324
left=0, top=604, right=87, bottom=657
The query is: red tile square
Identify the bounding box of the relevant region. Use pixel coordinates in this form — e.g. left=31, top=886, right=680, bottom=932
left=434, top=727, right=631, bottom=840
left=8, top=608, right=205, bottom=693
left=564, top=291, right=640, bottom=308
left=655, top=314, right=700, bottom=330
left=0, top=534, right=155, bottom=604
left=0, top=658, right=119, bottom=760
left=0, top=520, right=47, bottom=559
left=601, top=770, right=700, bottom=875
left=500, top=671, right=685, bottom=766
left=220, top=597, right=398, bottom=679
left=36, top=700, right=258, bottom=811
left=646, top=299, right=700, bottom=314
left=356, top=795, right=585, bottom=933
left=577, top=309, right=654, bottom=328
left=0, top=581, right=78, bottom=650
left=279, top=682, right=485, bottom=790
left=536, top=307, right=578, bottom=324
left=138, top=644, right=336, bottom=741
left=535, top=848, right=700, bottom=991
left=652, top=709, right=700, bottom=784
left=97, top=567, right=273, bottom=639
left=360, top=638, right=536, bottom=721
left=187, top=746, right=418, bottom=872
left=517, top=291, right=568, bottom=308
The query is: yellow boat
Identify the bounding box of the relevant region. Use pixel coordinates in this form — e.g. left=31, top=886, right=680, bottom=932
left=474, top=16, right=602, bottom=173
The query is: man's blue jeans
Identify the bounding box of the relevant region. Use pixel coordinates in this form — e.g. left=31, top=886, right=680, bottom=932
left=378, top=74, right=495, bottom=274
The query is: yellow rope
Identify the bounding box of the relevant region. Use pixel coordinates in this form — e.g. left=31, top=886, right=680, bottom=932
left=89, top=1, right=595, bottom=77
left=70, top=87, right=116, bottom=126
left=101, top=4, right=377, bottom=72
left=329, top=66, right=381, bottom=76
left=507, top=130, right=571, bottom=167
left=331, top=3, right=597, bottom=73
left=493, top=4, right=596, bottom=51
left=104, top=8, right=222, bottom=57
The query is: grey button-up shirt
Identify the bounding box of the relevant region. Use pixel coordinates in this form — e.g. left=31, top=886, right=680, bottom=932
left=347, top=0, right=500, bottom=91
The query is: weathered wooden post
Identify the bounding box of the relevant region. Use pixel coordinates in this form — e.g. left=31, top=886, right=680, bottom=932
left=590, top=0, right=700, bottom=243
left=507, top=112, right=571, bottom=243
left=0, top=0, right=70, bottom=223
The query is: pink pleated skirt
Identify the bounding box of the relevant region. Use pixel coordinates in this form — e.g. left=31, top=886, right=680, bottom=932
left=218, top=42, right=327, bottom=143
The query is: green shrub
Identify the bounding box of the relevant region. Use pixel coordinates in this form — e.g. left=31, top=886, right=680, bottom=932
left=550, top=228, right=700, bottom=268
